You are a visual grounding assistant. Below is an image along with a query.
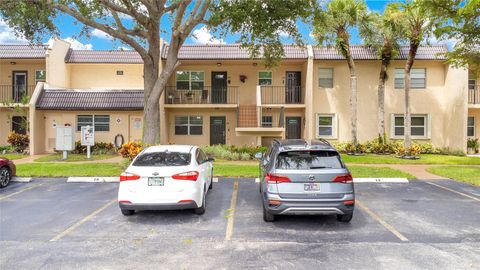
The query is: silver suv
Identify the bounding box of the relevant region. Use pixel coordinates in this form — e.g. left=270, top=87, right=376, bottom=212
left=258, top=139, right=354, bottom=222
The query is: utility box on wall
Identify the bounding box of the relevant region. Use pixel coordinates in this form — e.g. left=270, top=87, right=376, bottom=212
left=56, top=126, right=75, bottom=151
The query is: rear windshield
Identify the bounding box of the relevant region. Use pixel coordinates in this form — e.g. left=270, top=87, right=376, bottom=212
left=276, top=151, right=343, bottom=170
left=133, top=152, right=191, bottom=167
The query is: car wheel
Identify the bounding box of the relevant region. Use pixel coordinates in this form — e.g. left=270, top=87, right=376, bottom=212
left=337, top=213, right=353, bottom=222
left=209, top=169, right=213, bottom=190
left=194, top=187, right=206, bottom=215
left=0, top=167, right=11, bottom=188
left=263, top=203, right=275, bottom=222
left=121, top=209, right=135, bottom=216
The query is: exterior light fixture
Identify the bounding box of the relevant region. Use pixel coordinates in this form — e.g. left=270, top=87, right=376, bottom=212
left=10, top=62, right=16, bottom=65
left=216, top=63, right=222, bottom=67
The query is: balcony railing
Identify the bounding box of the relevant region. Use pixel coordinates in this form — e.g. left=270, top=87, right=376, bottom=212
left=0, top=85, right=36, bottom=103
left=237, top=105, right=285, bottom=128
left=164, top=86, right=239, bottom=105
left=469, top=85, right=480, bottom=104
left=260, top=85, right=303, bottom=104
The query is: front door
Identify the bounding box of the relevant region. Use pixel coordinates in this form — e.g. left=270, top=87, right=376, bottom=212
left=12, top=71, right=27, bottom=103
left=285, top=117, right=301, bottom=139
left=285, top=72, right=301, bottom=104
left=12, top=116, right=27, bottom=135
left=210, top=116, right=226, bottom=145
left=211, top=72, right=228, bottom=104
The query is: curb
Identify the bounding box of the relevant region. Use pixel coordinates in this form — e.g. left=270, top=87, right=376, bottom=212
left=353, top=178, right=409, bottom=183
left=67, top=177, right=119, bottom=183
left=11, top=177, right=32, bottom=183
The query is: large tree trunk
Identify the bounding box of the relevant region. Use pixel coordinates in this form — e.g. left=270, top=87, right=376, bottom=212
left=345, top=52, right=358, bottom=145
left=404, top=42, right=419, bottom=150
left=377, top=49, right=391, bottom=139
left=142, top=58, right=161, bottom=145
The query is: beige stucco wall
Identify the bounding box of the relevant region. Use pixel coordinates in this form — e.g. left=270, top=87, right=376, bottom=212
left=68, top=64, right=144, bottom=89
left=311, top=60, right=468, bottom=151
left=468, top=108, right=480, bottom=140
left=0, top=59, right=45, bottom=87
left=0, top=107, right=29, bottom=146
left=39, top=110, right=143, bottom=152
left=46, top=39, right=71, bottom=88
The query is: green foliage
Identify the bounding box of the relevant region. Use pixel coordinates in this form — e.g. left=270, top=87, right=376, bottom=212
left=71, top=141, right=116, bottom=155
left=201, top=145, right=266, bottom=161
left=7, top=132, right=29, bottom=153
left=118, top=141, right=144, bottom=161
left=0, top=145, right=14, bottom=153
left=467, top=138, right=479, bottom=152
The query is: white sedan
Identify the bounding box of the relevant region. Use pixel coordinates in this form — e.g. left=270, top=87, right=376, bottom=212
left=118, top=145, right=214, bottom=216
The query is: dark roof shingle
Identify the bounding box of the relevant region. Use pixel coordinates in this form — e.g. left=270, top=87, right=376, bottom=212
left=36, top=90, right=144, bottom=110
left=65, top=50, right=143, bottom=64
left=313, top=45, right=447, bottom=60
left=0, top=44, right=47, bottom=59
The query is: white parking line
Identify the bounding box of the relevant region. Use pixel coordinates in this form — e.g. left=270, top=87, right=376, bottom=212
left=426, top=181, right=479, bottom=202
left=11, top=177, right=32, bottom=183
left=353, top=178, right=409, bottom=183
left=67, top=177, right=119, bottom=183
left=213, top=178, right=219, bottom=183
left=0, top=182, right=46, bottom=201
left=255, top=178, right=260, bottom=183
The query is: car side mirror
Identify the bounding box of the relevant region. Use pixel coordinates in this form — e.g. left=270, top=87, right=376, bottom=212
left=254, top=152, right=263, bottom=159
left=206, top=157, right=215, bottom=162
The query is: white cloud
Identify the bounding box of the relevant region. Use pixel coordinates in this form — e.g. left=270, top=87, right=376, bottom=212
left=0, top=19, right=28, bottom=44
left=277, top=30, right=289, bottom=37
left=191, top=27, right=224, bottom=45
left=118, top=46, right=131, bottom=51
left=46, top=37, right=93, bottom=50
left=91, top=29, right=112, bottom=40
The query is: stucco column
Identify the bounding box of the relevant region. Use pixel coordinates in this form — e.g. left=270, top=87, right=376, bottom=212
left=304, top=45, right=315, bottom=140
left=29, top=82, right=45, bottom=155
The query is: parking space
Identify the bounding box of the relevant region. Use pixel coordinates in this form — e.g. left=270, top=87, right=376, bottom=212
left=0, top=178, right=479, bottom=269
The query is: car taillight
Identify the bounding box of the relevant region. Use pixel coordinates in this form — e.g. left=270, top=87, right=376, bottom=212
left=333, top=173, right=353, bottom=184
left=172, top=171, right=199, bottom=181
left=265, top=173, right=291, bottom=183
left=120, top=172, right=141, bottom=181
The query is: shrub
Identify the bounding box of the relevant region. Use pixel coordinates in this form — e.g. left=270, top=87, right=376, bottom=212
left=330, top=141, right=347, bottom=153
left=72, top=141, right=116, bottom=154
left=365, top=136, right=394, bottom=154
left=201, top=144, right=266, bottom=160
left=118, top=141, right=144, bottom=160
left=467, top=138, right=479, bottom=153
left=345, top=142, right=366, bottom=154
left=7, top=132, right=29, bottom=153
left=0, top=145, right=14, bottom=154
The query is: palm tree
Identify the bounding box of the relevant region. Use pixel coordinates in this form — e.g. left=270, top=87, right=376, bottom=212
left=312, top=0, right=371, bottom=146
left=389, top=1, right=432, bottom=153
left=361, top=6, right=404, bottom=139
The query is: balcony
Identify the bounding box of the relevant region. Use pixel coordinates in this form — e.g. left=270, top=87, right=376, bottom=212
left=235, top=105, right=285, bottom=136
left=164, top=86, right=239, bottom=107
left=0, top=85, right=35, bottom=104
left=260, top=85, right=304, bottom=106
left=469, top=86, right=480, bottom=105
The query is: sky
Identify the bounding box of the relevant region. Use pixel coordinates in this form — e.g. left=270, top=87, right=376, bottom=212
left=0, top=0, right=443, bottom=50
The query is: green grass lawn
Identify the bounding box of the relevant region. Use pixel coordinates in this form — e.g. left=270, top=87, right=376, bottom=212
left=348, top=166, right=414, bottom=179
left=34, top=153, right=119, bottom=162
left=426, top=166, right=480, bottom=186
left=0, top=153, right=27, bottom=160
left=341, top=154, right=480, bottom=165
left=16, top=163, right=123, bottom=177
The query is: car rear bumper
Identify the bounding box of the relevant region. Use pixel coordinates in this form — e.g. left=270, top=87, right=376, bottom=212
left=265, top=200, right=354, bottom=215
left=119, top=201, right=198, bottom=211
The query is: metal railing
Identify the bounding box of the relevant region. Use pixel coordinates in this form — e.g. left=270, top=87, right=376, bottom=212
left=164, top=86, right=239, bottom=105
left=469, top=85, right=480, bottom=104
left=260, top=85, right=303, bottom=104
left=236, top=105, right=285, bottom=128
left=0, top=85, right=35, bottom=103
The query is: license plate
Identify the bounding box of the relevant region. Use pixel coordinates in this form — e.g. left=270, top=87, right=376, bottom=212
left=304, top=183, right=320, bottom=191
left=148, top=177, right=164, bottom=186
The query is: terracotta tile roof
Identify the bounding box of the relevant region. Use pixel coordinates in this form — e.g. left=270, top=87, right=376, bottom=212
left=313, top=45, right=448, bottom=60
left=36, top=89, right=144, bottom=110
left=0, top=44, right=47, bottom=59
left=65, top=49, right=143, bottom=64
left=161, top=44, right=308, bottom=60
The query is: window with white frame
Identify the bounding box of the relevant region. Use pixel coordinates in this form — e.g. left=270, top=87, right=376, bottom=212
left=261, top=115, right=273, bottom=127
left=394, top=68, right=426, bottom=89
left=468, top=116, right=475, bottom=137
left=76, top=115, right=110, bottom=132
left=317, top=114, right=335, bottom=137
left=258, top=71, right=272, bottom=86
left=318, top=68, right=333, bottom=88
left=176, top=71, right=204, bottom=90
left=35, top=70, right=46, bottom=84
left=393, top=115, right=427, bottom=137
left=175, top=115, right=203, bottom=135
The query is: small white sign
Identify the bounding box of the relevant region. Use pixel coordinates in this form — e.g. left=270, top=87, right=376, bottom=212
left=133, top=117, right=142, bottom=130
left=81, top=126, right=95, bottom=146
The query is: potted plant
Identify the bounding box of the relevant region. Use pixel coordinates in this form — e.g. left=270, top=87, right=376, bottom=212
left=239, top=74, right=247, bottom=83
left=467, top=138, right=479, bottom=154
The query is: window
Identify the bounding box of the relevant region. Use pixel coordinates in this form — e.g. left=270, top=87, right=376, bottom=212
left=395, top=68, right=426, bottom=89
left=258, top=71, right=272, bottom=86
left=176, top=71, right=204, bottom=90
left=317, top=114, right=335, bottom=137
left=468, top=116, right=475, bottom=137
left=175, top=115, right=203, bottom=135
left=276, top=151, right=344, bottom=170
left=196, top=149, right=208, bottom=164
left=76, top=115, right=110, bottom=132
left=261, top=116, right=273, bottom=127
left=393, top=115, right=427, bottom=137
left=318, top=68, right=333, bottom=88
left=35, top=70, right=46, bottom=84
left=11, top=116, right=27, bottom=135
left=133, top=152, right=191, bottom=167
left=468, top=79, right=477, bottom=90
left=116, top=70, right=124, bottom=75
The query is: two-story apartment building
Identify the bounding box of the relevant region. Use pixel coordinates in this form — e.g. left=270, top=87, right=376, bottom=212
left=0, top=39, right=473, bottom=155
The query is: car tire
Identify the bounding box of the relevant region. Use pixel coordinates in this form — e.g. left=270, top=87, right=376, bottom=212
left=0, top=167, right=11, bottom=188
left=194, top=187, right=207, bottom=215
left=121, top=209, right=135, bottom=216
left=337, top=213, right=353, bottom=222
left=263, top=203, right=275, bottom=222
left=209, top=169, right=213, bottom=190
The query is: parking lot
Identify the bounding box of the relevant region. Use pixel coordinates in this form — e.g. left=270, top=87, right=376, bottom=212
left=0, top=178, right=479, bottom=269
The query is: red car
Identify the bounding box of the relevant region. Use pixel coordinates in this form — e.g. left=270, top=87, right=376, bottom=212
left=0, top=158, right=16, bottom=188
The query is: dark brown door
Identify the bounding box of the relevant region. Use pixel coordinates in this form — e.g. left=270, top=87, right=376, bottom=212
left=212, top=72, right=228, bottom=104
left=12, top=71, right=27, bottom=103
left=285, top=72, right=301, bottom=104
left=210, top=116, right=226, bottom=145
left=12, top=116, right=27, bottom=135
left=285, top=117, right=301, bottom=139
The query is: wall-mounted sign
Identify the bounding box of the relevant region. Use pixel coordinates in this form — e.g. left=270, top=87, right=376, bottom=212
left=133, top=118, right=142, bottom=130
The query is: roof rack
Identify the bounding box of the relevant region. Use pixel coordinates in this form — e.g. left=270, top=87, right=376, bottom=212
left=316, top=138, right=331, bottom=146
